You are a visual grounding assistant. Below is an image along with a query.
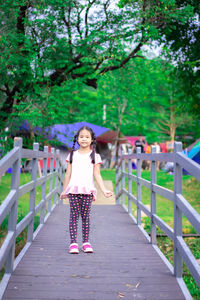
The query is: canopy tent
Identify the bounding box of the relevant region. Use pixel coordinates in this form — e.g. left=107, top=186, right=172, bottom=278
left=97, top=131, right=127, bottom=144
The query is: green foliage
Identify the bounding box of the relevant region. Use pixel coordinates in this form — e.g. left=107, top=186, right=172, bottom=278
left=94, top=58, right=198, bottom=144
left=0, top=0, right=196, bottom=129
left=0, top=0, right=199, bottom=153
left=159, top=0, right=200, bottom=116
left=1, top=57, right=199, bottom=155
left=118, top=0, right=200, bottom=117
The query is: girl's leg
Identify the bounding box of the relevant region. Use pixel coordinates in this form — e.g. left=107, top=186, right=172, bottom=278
left=69, top=194, right=81, bottom=244
left=80, top=194, right=93, bottom=243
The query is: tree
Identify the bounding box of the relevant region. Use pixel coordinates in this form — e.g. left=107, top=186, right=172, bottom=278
left=146, top=64, right=197, bottom=143
left=1, top=78, right=87, bottom=152
left=159, top=0, right=200, bottom=115
left=0, top=0, right=194, bottom=129
left=2, top=56, right=198, bottom=155
left=92, top=58, right=198, bottom=145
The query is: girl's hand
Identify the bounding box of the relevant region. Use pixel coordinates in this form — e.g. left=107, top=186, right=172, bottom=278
left=103, top=190, right=113, bottom=198
left=60, top=191, right=67, bottom=199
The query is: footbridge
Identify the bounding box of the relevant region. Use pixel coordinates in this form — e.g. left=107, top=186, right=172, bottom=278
left=0, top=137, right=200, bottom=299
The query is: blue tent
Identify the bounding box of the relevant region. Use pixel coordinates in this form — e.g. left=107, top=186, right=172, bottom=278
left=41, top=122, right=110, bottom=149
left=187, top=145, right=200, bottom=165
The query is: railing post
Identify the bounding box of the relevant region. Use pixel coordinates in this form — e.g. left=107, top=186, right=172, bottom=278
left=48, top=147, right=54, bottom=213
left=40, top=146, right=48, bottom=224
left=119, top=163, right=122, bottom=205
left=115, top=163, right=119, bottom=204
left=27, top=142, right=39, bottom=243
left=55, top=149, right=59, bottom=205
left=174, top=142, right=183, bottom=278
left=128, top=148, right=132, bottom=215
left=5, top=137, right=22, bottom=274
left=58, top=160, right=64, bottom=202
left=151, top=145, right=157, bottom=245
left=122, top=150, right=125, bottom=206
left=136, top=147, right=141, bottom=225
left=61, top=163, right=65, bottom=196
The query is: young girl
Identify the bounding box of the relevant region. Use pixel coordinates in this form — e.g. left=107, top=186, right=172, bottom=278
left=60, top=126, right=113, bottom=254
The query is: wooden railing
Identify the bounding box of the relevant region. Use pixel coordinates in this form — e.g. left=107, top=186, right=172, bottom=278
left=116, top=142, right=200, bottom=299
left=0, top=137, right=65, bottom=299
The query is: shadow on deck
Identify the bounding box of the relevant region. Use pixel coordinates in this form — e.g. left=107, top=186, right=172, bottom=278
left=3, top=203, right=185, bottom=300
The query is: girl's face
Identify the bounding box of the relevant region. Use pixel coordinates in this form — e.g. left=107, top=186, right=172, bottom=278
left=77, top=129, right=93, bottom=148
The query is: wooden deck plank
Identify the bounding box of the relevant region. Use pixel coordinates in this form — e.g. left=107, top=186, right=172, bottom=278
left=2, top=204, right=185, bottom=300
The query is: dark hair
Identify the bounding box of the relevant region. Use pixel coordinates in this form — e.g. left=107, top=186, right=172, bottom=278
left=69, top=126, right=97, bottom=164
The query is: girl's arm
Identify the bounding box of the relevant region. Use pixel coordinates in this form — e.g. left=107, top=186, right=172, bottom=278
left=94, top=164, right=113, bottom=198
left=63, top=163, right=72, bottom=190
left=60, top=163, right=72, bottom=198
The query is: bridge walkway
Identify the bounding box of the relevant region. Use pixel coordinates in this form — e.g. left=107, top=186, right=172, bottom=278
left=3, top=200, right=185, bottom=300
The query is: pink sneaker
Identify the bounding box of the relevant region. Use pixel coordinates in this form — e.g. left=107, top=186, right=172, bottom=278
left=82, top=242, right=93, bottom=253
left=69, top=243, right=79, bottom=254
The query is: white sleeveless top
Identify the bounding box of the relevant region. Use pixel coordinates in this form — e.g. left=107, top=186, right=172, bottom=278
left=63, top=150, right=102, bottom=201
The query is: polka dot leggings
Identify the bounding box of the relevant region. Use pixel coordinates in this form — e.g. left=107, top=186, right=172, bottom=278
left=69, top=193, right=93, bottom=244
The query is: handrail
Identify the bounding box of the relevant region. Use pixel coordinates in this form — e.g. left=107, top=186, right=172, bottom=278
left=0, top=137, right=66, bottom=299
left=116, top=142, right=200, bottom=299
left=122, top=152, right=175, bottom=162
left=0, top=148, right=19, bottom=177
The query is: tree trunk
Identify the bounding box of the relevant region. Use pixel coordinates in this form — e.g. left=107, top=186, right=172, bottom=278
left=169, top=99, right=176, bottom=142
left=112, top=98, right=127, bottom=168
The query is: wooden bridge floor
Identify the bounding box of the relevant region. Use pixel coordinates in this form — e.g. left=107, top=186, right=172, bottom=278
left=3, top=204, right=185, bottom=300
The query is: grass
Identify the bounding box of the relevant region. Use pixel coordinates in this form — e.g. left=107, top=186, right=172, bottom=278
left=0, top=169, right=200, bottom=298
